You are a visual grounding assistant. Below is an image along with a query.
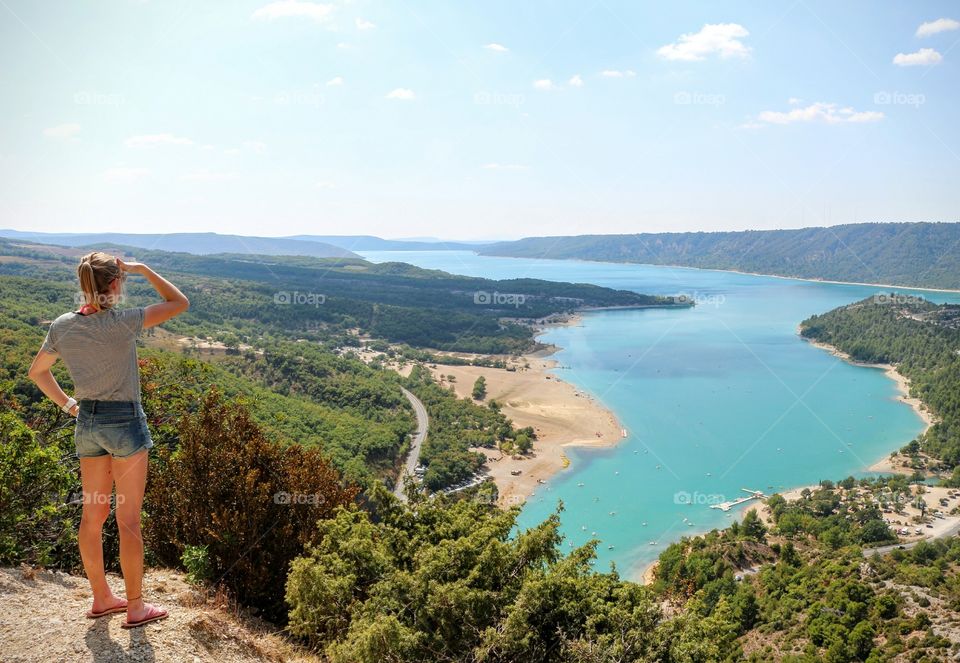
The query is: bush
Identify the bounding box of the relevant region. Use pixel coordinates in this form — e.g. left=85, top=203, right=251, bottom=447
left=0, top=413, right=77, bottom=567
left=144, top=389, right=358, bottom=621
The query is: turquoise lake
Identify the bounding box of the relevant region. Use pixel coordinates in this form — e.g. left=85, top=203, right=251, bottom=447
left=360, top=250, right=960, bottom=578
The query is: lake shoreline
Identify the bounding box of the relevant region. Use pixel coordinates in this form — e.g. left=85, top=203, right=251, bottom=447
left=639, top=329, right=938, bottom=586
left=422, top=312, right=626, bottom=508
left=472, top=252, right=960, bottom=294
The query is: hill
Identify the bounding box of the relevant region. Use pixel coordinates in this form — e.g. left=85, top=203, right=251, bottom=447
left=479, top=222, right=960, bottom=290
left=0, top=230, right=358, bottom=259
left=285, top=234, right=486, bottom=251
left=0, top=237, right=686, bottom=354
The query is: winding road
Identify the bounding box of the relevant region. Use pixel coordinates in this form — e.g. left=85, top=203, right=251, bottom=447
left=394, top=387, right=429, bottom=501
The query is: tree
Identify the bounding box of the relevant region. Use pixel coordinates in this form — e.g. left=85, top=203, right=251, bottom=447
left=472, top=376, right=487, bottom=400
left=741, top=510, right=767, bottom=541
left=515, top=433, right=533, bottom=453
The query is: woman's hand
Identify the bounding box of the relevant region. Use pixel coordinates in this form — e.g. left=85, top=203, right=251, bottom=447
left=69, top=404, right=79, bottom=417
left=117, top=258, right=148, bottom=275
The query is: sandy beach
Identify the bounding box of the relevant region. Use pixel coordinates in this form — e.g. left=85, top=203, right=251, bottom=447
left=424, top=339, right=624, bottom=507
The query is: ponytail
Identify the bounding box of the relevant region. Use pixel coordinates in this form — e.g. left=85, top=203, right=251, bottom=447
left=77, top=252, right=122, bottom=310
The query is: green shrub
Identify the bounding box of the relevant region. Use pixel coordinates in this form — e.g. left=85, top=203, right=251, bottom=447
left=144, top=389, right=358, bottom=621
left=0, top=412, right=77, bottom=567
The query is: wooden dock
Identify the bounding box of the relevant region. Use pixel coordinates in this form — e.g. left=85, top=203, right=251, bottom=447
left=710, top=488, right=767, bottom=512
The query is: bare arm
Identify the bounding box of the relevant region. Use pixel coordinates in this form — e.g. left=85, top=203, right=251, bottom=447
left=118, top=259, right=190, bottom=329
left=27, top=350, right=78, bottom=416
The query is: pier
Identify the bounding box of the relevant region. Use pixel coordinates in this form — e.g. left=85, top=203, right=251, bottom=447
left=710, top=489, right=767, bottom=512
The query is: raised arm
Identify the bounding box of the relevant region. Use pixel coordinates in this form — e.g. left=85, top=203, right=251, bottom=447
left=118, top=259, right=190, bottom=329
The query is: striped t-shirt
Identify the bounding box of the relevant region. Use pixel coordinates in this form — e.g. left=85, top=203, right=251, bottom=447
left=41, top=307, right=146, bottom=402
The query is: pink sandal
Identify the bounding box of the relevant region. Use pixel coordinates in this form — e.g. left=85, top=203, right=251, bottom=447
left=121, top=599, right=168, bottom=629
left=86, top=601, right=128, bottom=619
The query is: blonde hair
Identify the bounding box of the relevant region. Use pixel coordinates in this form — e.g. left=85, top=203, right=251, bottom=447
left=77, top=252, right=122, bottom=311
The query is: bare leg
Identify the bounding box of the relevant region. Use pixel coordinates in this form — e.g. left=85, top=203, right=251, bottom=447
left=78, top=456, right=126, bottom=614
left=112, top=448, right=165, bottom=623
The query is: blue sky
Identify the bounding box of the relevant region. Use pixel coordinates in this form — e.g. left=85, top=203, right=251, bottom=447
left=1, top=0, right=958, bottom=240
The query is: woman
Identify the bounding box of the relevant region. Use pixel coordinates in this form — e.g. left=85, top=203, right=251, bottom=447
left=28, top=251, right=189, bottom=628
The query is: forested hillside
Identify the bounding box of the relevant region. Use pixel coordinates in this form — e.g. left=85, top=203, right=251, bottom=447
left=0, top=238, right=685, bottom=354
left=800, top=296, right=960, bottom=481
left=480, top=222, right=960, bottom=290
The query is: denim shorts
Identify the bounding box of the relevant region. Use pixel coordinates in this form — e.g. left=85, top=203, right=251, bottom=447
left=75, top=401, right=154, bottom=459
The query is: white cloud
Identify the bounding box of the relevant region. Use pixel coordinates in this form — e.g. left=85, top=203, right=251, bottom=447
left=599, top=69, right=636, bottom=78
left=532, top=79, right=557, bottom=91
left=103, top=167, right=149, bottom=183
left=484, top=43, right=508, bottom=52
left=893, top=48, right=943, bottom=66
left=787, top=97, right=802, bottom=105
left=916, top=18, right=960, bottom=37
left=385, top=88, right=415, bottom=100
left=355, top=17, right=375, bottom=30
left=125, top=133, right=193, bottom=148
left=43, top=123, right=81, bottom=139
left=657, top=23, right=751, bottom=61
left=315, top=180, right=338, bottom=189
left=243, top=140, right=267, bottom=154
left=755, top=101, right=883, bottom=125
left=252, top=1, right=334, bottom=23
left=327, top=76, right=344, bottom=86
left=224, top=148, right=242, bottom=156
left=336, top=42, right=351, bottom=49
left=481, top=163, right=528, bottom=170
left=568, top=74, right=584, bottom=87
left=182, top=169, right=240, bottom=182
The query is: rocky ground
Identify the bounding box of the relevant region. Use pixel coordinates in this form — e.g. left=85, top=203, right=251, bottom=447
left=0, top=566, right=319, bottom=663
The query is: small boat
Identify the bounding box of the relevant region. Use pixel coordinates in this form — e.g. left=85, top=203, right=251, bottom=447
left=642, top=521, right=647, bottom=526
left=609, top=511, right=616, bottom=516
left=607, top=545, right=614, bottom=550
left=577, top=482, right=585, bottom=487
